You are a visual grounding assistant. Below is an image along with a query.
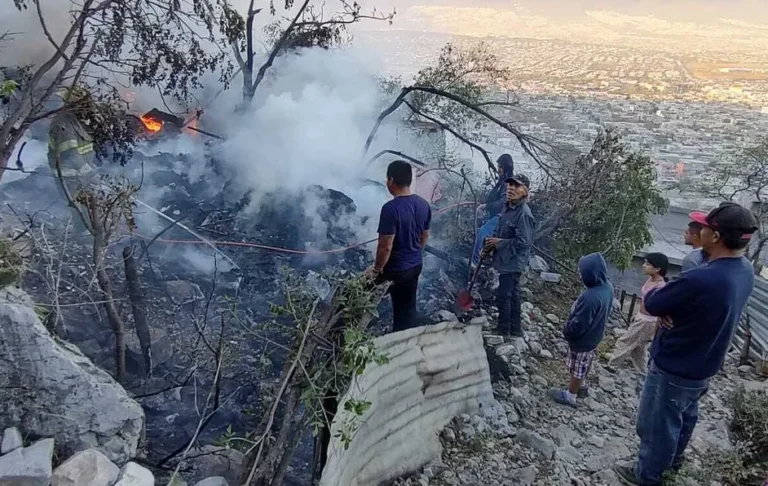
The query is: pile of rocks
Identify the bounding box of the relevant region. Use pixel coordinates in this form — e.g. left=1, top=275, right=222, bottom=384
left=0, top=426, right=232, bottom=486
left=394, top=294, right=767, bottom=486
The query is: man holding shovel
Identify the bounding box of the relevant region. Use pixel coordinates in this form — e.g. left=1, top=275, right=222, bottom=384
left=483, top=174, right=535, bottom=337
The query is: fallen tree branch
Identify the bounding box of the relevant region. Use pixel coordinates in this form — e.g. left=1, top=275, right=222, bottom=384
left=244, top=299, right=318, bottom=485
left=167, top=347, right=224, bottom=484
left=366, top=149, right=427, bottom=167
left=363, top=85, right=558, bottom=178
left=136, top=214, right=187, bottom=261
left=403, top=99, right=495, bottom=175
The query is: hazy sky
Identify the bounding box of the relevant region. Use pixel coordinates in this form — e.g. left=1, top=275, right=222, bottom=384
left=369, top=0, right=768, bottom=23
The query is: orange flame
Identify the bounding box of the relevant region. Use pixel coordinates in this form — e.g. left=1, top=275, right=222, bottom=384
left=140, top=115, right=163, bottom=133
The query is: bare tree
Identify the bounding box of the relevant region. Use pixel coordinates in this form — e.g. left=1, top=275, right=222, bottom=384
left=218, top=0, right=394, bottom=105
left=364, top=43, right=554, bottom=176
left=59, top=173, right=138, bottom=382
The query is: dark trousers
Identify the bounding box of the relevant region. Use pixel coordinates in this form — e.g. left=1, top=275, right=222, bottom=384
left=377, top=264, right=422, bottom=333
left=635, top=361, right=710, bottom=484
left=497, top=272, right=522, bottom=335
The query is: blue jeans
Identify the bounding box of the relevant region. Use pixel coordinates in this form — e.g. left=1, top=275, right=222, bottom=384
left=497, top=273, right=522, bottom=335
left=472, top=215, right=500, bottom=265
left=635, top=360, right=710, bottom=484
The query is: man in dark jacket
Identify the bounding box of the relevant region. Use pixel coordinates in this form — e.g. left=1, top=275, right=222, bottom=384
left=614, top=202, right=757, bottom=486
left=472, top=154, right=515, bottom=266
left=550, top=253, right=614, bottom=408
left=484, top=173, right=535, bottom=337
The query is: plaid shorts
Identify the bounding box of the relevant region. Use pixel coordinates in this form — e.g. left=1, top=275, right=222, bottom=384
left=567, top=349, right=597, bottom=380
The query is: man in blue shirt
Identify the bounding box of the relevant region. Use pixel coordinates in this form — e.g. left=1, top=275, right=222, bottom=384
left=367, top=160, right=432, bottom=332
left=614, top=202, right=758, bottom=486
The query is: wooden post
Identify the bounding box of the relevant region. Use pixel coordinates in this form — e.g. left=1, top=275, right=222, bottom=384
left=620, top=290, right=626, bottom=312
left=123, top=246, right=153, bottom=376
left=628, top=294, right=638, bottom=321
left=739, top=315, right=753, bottom=367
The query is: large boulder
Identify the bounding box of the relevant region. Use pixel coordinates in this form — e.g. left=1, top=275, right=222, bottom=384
left=187, top=446, right=244, bottom=485
left=51, top=449, right=119, bottom=486
left=0, top=289, right=145, bottom=464
left=0, top=438, right=54, bottom=486
left=1, top=427, right=23, bottom=454
left=114, top=462, right=154, bottom=486
left=193, top=479, right=229, bottom=486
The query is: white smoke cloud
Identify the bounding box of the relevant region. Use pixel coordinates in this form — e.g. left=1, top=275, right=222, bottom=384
left=194, top=46, right=420, bottom=243
left=214, top=49, right=385, bottom=194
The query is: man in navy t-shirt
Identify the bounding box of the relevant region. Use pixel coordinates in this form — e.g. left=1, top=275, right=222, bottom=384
left=367, top=160, right=432, bottom=332
left=615, top=202, right=758, bottom=486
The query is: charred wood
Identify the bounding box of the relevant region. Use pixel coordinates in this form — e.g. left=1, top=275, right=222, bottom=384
left=123, top=246, right=152, bottom=376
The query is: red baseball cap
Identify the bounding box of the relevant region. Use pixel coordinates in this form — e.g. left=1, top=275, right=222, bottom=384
left=689, top=211, right=708, bottom=226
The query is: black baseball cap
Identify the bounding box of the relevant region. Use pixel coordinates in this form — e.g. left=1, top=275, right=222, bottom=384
left=690, top=202, right=758, bottom=240
left=506, top=173, right=530, bottom=187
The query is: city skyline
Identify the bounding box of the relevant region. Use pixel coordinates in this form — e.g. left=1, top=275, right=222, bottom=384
left=364, top=0, right=768, bottom=23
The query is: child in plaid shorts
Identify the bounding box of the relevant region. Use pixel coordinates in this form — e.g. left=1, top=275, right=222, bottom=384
left=567, top=349, right=597, bottom=385
left=550, top=253, right=614, bottom=408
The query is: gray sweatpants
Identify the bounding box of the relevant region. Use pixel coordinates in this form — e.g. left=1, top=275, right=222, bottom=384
left=609, top=314, right=657, bottom=373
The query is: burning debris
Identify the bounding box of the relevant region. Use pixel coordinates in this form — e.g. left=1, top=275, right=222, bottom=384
left=140, top=114, right=163, bottom=133
left=138, top=108, right=191, bottom=138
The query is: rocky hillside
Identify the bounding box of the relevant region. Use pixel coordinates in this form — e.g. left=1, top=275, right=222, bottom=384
left=395, top=285, right=768, bottom=486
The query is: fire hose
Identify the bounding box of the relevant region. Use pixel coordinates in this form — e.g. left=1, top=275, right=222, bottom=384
left=132, top=198, right=240, bottom=269
left=128, top=200, right=476, bottom=257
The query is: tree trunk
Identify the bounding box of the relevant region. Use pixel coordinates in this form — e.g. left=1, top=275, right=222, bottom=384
left=238, top=67, right=255, bottom=112
left=93, top=237, right=126, bottom=382
left=252, top=389, right=301, bottom=485
left=272, top=415, right=309, bottom=486
left=123, top=246, right=152, bottom=376
left=0, top=127, right=25, bottom=182
left=0, top=146, right=11, bottom=182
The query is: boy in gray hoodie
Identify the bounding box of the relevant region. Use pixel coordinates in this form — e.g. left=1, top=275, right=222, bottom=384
left=550, top=253, right=614, bottom=408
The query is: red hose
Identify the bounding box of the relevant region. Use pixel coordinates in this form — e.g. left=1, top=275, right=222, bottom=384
left=129, top=201, right=475, bottom=255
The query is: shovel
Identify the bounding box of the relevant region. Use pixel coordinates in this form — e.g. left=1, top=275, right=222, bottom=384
left=456, top=253, right=486, bottom=311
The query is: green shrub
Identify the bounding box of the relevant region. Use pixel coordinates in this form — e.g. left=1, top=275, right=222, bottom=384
left=0, top=237, right=24, bottom=287
left=731, top=388, right=768, bottom=464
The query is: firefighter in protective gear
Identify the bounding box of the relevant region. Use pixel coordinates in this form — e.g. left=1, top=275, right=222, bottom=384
left=47, top=86, right=96, bottom=230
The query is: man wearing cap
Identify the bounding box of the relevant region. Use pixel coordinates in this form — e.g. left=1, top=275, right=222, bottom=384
left=614, top=202, right=758, bottom=486
left=484, top=174, right=535, bottom=337
left=682, top=212, right=708, bottom=271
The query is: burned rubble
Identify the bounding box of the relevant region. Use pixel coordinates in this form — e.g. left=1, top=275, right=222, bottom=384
left=0, top=129, right=474, bottom=485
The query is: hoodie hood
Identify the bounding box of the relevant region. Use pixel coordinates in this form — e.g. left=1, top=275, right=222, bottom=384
left=578, top=252, right=608, bottom=287
left=496, top=153, right=514, bottom=178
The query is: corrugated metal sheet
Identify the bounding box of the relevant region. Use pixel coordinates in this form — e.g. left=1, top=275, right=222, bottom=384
left=319, top=321, right=494, bottom=486
left=741, top=276, right=768, bottom=360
